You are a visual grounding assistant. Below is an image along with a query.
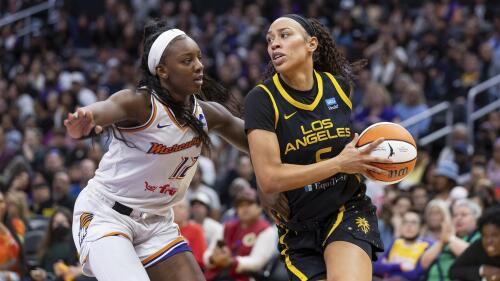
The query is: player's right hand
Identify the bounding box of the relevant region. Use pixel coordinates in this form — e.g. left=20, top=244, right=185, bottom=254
left=64, top=108, right=103, bottom=139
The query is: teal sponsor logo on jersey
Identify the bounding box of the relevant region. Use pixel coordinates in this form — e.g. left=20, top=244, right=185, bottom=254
left=325, top=97, right=338, bottom=110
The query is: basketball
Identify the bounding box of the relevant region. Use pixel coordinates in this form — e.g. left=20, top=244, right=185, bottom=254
left=356, top=122, right=417, bottom=185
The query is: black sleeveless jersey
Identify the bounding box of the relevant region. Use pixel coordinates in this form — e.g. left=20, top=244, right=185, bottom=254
left=244, top=71, right=365, bottom=225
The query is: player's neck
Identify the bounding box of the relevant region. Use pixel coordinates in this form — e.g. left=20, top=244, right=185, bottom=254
left=159, top=80, right=191, bottom=106
left=280, top=65, right=314, bottom=91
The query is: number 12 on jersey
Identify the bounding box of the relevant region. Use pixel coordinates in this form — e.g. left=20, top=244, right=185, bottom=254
left=169, top=156, right=199, bottom=179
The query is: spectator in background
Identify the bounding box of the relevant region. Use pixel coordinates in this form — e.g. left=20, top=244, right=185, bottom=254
left=2, top=113, right=22, bottom=153
left=421, top=199, right=482, bottom=281
left=421, top=199, right=452, bottom=243
left=394, top=82, right=430, bottom=138
left=449, top=186, right=470, bottom=207
left=52, top=171, right=75, bottom=212
left=173, top=199, right=207, bottom=270
left=487, top=138, right=500, bottom=188
left=186, top=169, right=221, bottom=220
left=69, top=72, right=97, bottom=107
left=220, top=178, right=253, bottom=223
left=29, top=208, right=82, bottom=281
left=70, top=159, right=96, bottom=198
left=0, top=190, right=24, bottom=281
left=350, top=69, right=371, bottom=110
left=31, top=183, right=54, bottom=218
left=5, top=166, right=31, bottom=221
left=21, top=128, right=45, bottom=171
left=190, top=193, right=223, bottom=249
left=409, top=184, right=429, bottom=214
left=453, top=143, right=472, bottom=183
left=42, top=149, right=65, bottom=185
left=469, top=185, right=498, bottom=211
left=467, top=163, right=489, bottom=193
left=373, top=211, right=431, bottom=281
left=449, top=206, right=500, bottom=281
left=391, top=194, right=412, bottom=239
left=431, top=161, right=459, bottom=203
left=437, top=123, right=470, bottom=166
left=0, top=0, right=499, bottom=279
left=354, top=82, right=398, bottom=131
left=204, top=188, right=277, bottom=281
left=217, top=155, right=256, bottom=208
left=0, top=127, right=16, bottom=174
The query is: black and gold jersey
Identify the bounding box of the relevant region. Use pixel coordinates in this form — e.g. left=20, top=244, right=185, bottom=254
left=244, top=70, right=365, bottom=225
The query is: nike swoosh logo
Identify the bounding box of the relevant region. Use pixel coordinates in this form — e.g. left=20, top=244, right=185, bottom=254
left=284, top=112, right=297, bottom=120
left=157, top=123, right=172, bottom=129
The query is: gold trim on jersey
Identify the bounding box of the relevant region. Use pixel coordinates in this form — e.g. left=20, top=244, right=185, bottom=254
left=279, top=228, right=308, bottom=281
left=141, top=237, right=186, bottom=265
left=157, top=95, right=199, bottom=131
left=322, top=205, right=345, bottom=247
left=257, top=84, right=279, bottom=129
left=118, top=95, right=158, bottom=132
left=163, top=105, right=188, bottom=131
left=102, top=231, right=131, bottom=240
left=273, top=70, right=323, bottom=111
left=324, top=72, right=352, bottom=110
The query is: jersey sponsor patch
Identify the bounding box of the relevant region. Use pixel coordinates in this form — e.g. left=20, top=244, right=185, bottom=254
left=303, top=174, right=347, bottom=192
left=325, top=97, right=338, bottom=110
left=144, top=181, right=177, bottom=196
left=147, top=137, right=202, bottom=154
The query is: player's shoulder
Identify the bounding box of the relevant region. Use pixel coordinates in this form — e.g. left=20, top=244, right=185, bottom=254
left=247, top=77, right=275, bottom=96
left=321, top=72, right=350, bottom=93
left=245, top=78, right=276, bottom=105
left=110, top=87, right=151, bottom=105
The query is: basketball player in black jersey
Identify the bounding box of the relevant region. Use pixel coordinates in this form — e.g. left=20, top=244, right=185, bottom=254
left=245, top=15, right=389, bottom=281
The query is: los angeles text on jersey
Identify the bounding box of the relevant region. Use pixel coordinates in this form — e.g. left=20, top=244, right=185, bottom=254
left=284, top=118, right=350, bottom=155
left=147, top=136, right=202, bottom=154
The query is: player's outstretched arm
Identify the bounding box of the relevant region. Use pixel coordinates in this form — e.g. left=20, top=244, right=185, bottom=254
left=248, top=129, right=388, bottom=194
left=64, top=89, right=146, bottom=139
left=200, top=101, right=248, bottom=153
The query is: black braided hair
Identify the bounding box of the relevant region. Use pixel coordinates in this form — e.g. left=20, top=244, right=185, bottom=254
left=138, top=21, right=210, bottom=147
left=263, top=18, right=366, bottom=87
left=113, top=20, right=237, bottom=148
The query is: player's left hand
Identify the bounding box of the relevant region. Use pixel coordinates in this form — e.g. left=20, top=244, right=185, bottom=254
left=64, top=108, right=103, bottom=139
left=257, top=188, right=289, bottom=224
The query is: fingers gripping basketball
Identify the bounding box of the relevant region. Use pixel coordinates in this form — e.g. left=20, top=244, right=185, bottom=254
left=356, top=122, right=417, bottom=185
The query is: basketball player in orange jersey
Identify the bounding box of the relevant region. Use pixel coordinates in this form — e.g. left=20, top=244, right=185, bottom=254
left=245, top=14, right=389, bottom=281
left=64, top=20, right=247, bottom=281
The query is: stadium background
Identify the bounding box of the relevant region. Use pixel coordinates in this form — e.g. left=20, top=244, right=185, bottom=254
left=1, top=0, right=500, bottom=280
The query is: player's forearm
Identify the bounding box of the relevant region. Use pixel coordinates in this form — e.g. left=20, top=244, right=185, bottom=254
left=257, top=157, right=341, bottom=193
left=215, top=117, right=249, bottom=153
left=84, top=100, right=128, bottom=127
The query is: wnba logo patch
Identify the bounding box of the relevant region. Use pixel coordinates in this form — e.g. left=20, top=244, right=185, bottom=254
left=78, top=213, right=94, bottom=245
left=325, top=98, right=338, bottom=110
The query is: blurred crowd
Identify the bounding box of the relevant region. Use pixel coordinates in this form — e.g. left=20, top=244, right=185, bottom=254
left=1, top=0, right=500, bottom=280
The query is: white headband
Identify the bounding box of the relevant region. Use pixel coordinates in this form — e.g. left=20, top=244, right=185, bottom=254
left=147, top=29, right=186, bottom=75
